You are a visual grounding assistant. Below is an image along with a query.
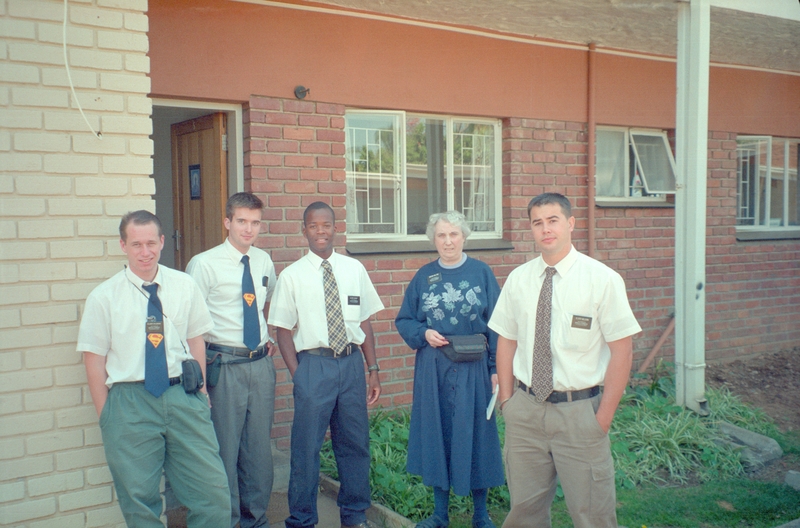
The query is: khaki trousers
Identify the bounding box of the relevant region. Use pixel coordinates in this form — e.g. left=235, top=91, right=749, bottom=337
left=502, top=389, right=616, bottom=528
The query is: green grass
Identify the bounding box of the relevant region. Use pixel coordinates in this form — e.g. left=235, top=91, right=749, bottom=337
left=615, top=480, right=800, bottom=528
left=444, top=480, right=800, bottom=528
left=319, top=363, right=799, bottom=527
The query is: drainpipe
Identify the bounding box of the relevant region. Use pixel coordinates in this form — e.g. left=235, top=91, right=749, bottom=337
left=587, top=43, right=597, bottom=258
left=675, top=0, right=710, bottom=415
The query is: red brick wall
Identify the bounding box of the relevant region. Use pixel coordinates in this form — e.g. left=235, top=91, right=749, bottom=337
left=245, top=96, right=349, bottom=447
left=705, top=132, right=800, bottom=361
left=245, top=95, right=800, bottom=448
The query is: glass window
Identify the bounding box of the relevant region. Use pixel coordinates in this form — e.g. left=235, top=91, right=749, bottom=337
left=737, top=136, right=799, bottom=229
left=595, top=127, right=676, bottom=200
left=345, top=113, right=403, bottom=235
left=346, top=111, right=502, bottom=239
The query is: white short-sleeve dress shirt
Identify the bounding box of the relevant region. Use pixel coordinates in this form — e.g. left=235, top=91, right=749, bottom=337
left=186, top=238, right=277, bottom=348
left=268, top=251, right=384, bottom=352
left=77, top=265, right=214, bottom=387
left=488, top=245, right=641, bottom=391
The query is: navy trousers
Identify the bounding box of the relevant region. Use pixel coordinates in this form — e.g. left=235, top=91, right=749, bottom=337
left=285, top=350, right=371, bottom=528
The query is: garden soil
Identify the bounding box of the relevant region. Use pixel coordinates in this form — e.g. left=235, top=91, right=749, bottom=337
left=705, top=347, right=800, bottom=483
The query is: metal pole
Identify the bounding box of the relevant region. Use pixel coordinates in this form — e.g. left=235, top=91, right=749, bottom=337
left=675, top=0, right=710, bottom=414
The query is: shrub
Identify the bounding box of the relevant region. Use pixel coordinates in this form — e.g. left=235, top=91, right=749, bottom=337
left=320, top=362, right=782, bottom=519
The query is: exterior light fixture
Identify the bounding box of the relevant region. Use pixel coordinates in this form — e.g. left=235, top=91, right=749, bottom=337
left=294, top=86, right=310, bottom=99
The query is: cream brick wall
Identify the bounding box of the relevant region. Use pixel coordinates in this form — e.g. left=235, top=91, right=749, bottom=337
left=0, top=0, right=152, bottom=525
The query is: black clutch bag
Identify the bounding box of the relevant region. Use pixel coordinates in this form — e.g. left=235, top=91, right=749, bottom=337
left=438, top=334, right=488, bottom=363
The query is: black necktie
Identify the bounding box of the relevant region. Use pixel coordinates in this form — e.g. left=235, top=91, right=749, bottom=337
left=143, top=283, right=169, bottom=397
left=241, top=255, right=260, bottom=351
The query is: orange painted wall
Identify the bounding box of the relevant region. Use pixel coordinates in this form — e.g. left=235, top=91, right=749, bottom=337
left=148, top=0, right=800, bottom=137
left=594, top=54, right=676, bottom=129
left=709, top=67, right=800, bottom=137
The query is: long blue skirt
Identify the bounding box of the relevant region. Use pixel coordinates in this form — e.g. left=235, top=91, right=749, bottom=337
left=406, top=345, right=505, bottom=496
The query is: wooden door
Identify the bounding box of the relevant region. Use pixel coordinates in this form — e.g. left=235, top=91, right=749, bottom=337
left=171, top=113, right=228, bottom=270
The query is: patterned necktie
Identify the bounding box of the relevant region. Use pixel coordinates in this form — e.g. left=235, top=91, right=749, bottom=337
left=241, top=255, right=260, bottom=351
left=321, top=259, right=348, bottom=355
left=531, top=266, right=557, bottom=403
left=143, top=283, right=169, bottom=397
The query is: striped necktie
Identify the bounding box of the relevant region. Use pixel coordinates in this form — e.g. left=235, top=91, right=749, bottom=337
left=321, top=259, right=348, bottom=355
left=531, top=267, right=557, bottom=403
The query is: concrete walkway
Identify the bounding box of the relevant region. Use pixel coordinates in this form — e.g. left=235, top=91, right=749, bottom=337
left=267, top=487, right=341, bottom=528
left=267, top=451, right=413, bottom=528
left=266, top=449, right=343, bottom=528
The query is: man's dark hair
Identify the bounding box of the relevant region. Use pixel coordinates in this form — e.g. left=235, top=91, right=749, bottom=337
left=303, top=201, right=335, bottom=225
left=119, top=210, right=163, bottom=241
left=527, top=192, right=573, bottom=219
left=226, top=192, right=264, bottom=220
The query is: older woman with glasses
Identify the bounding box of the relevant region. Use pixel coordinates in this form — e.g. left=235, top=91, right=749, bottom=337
left=396, top=211, right=504, bottom=528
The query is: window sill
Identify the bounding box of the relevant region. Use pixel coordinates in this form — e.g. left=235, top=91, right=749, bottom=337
left=594, top=197, right=674, bottom=208
left=735, top=227, right=800, bottom=241
left=346, top=238, right=514, bottom=255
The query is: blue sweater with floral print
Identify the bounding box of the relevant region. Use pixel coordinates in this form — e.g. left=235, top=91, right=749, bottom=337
left=396, top=256, right=500, bottom=373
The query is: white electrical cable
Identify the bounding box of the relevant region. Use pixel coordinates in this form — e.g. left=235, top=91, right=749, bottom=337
left=63, top=0, right=101, bottom=139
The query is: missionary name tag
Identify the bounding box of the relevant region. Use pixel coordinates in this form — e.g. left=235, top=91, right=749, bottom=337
left=348, top=296, right=360, bottom=305
left=146, top=320, right=164, bottom=334
left=427, top=273, right=442, bottom=285
left=571, top=315, right=592, bottom=330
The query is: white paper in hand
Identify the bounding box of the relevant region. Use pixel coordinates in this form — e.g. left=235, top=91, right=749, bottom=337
left=486, top=386, right=498, bottom=420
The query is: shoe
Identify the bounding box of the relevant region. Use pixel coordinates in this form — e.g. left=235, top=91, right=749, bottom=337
left=341, top=522, right=375, bottom=528
left=472, top=516, right=496, bottom=528
left=416, top=514, right=449, bottom=527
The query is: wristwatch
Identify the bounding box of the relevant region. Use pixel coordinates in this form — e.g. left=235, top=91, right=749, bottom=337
left=367, top=364, right=380, bottom=373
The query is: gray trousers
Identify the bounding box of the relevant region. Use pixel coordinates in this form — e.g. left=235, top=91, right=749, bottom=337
left=502, top=390, right=616, bottom=528
left=209, top=353, right=277, bottom=528
left=100, top=383, right=230, bottom=528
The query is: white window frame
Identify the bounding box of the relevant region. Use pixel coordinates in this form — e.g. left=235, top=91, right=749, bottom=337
left=345, top=110, right=405, bottom=237
left=595, top=126, right=677, bottom=205
left=736, top=135, right=800, bottom=239
left=345, top=110, right=503, bottom=241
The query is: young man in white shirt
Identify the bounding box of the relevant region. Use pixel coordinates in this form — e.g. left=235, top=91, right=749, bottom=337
left=78, top=210, right=229, bottom=527
left=186, top=192, right=278, bottom=528
left=489, top=193, right=641, bottom=528
left=269, top=201, right=383, bottom=528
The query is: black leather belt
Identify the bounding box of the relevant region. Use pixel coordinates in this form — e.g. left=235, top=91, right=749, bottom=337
left=518, top=381, right=600, bottom=403
left=119, top=377, right=181, bottom=386
left=301, top=343, right=359, bottom=358
left=207, top=343, right=267, bottom=359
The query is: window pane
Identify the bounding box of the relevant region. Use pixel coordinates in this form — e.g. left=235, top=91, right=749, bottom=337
left=630, top=133, right=675, bottom=194
left=736, top=139, right=763, bottom=226
left=454, top=121, right=496, bottom=232
left=345, top=114, right=401, bottom=234
left=790, top=141, right=799, bottom=227
left=757, top=140, right=771, bottom=226
left=406, top=117, right=447, bottom=235
left=596, top=130, right=626, bottom=197
left=770, top=141, right=786, bottom=226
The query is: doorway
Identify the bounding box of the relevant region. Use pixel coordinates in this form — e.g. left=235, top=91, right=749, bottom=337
left=151, top=101, right=243, bottom=269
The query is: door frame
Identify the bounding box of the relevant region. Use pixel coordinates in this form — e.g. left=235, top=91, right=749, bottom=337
left=150, top=99, right=244, bottom=268
left=152, top=98, right=244, bottom=193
